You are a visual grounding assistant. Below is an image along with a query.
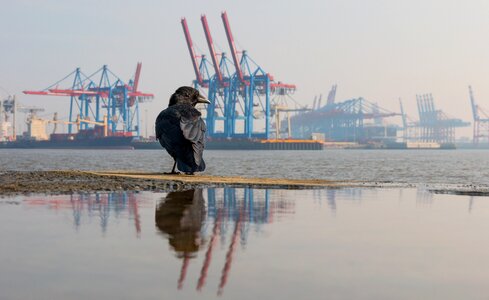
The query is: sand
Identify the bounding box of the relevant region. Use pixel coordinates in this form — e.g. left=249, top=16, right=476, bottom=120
left=1, top=170, right=485, bottom=196
left=0, top=170, right=367, bottom=195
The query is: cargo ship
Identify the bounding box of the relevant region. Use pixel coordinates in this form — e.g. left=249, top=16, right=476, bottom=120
left=0, top=99, right=456, bottom=150
left=132, top=137, right=326, bottom=150
left=0, top=135, right=134, bottom=149
left=0, top=113, right=135, bottom=150
left=0, top=130, right=135, bottom=150
left=132, top=138, right=457, bottom=150
left=0, top=134, right=459, bottom=150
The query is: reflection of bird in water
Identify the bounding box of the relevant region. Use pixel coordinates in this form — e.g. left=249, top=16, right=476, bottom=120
left=155, top=188, right=292, bottom=295
left=155, top=189, right=206, bottom=289
left=155, top=189, right=206, bottom=256
left=155, top=86, right=210, bottom=175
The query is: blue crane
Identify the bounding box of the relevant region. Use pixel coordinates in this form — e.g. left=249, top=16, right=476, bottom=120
left=182, top=11, right=296, bottom=139
left=23, top=64, right=153, bottom=137
left=469, top=86, right=489, bottom=144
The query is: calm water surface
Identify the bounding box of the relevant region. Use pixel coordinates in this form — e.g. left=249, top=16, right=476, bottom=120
left=1, top=149, right=489, bottom=186
left=1, top=188, right=488, bottom=300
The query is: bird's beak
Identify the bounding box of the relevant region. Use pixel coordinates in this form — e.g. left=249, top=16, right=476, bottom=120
left=197, top=95, right=211, bottom=105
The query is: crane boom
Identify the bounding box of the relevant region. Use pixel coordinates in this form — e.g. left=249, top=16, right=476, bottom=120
left=327, top=84, right=337, bottom=105
left=221, top=11, right=246, bottom=85
left=201, top=15, right=223, bottom=84
left=317, top=94, right=323, bottom=109
left=181, top=18, right=204, bottom=86
left=399, top=98, right=408, bottom=129
left=133, top=62, right=142, bottom=92
left=469, top=85, right=479, bottom=121
left=129, top=62, right=142, bottom=106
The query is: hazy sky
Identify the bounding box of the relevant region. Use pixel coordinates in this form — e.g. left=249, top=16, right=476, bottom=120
left=1, top=0, right=489, bottom=137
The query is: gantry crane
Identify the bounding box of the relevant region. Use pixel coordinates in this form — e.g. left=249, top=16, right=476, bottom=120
left=200, top=14, right=234, bottom=136
left=290, top=94, right=400, bottom=142
left=23, top=63, right=153, bottom=137
left=182, top=11, right=296, bottom=139
left=415, top=93, right=469, bottom=143
left=469, top=85, right=489, bottom=144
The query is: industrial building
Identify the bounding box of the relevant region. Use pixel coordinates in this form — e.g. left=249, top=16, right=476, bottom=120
left=0, top=96, right=15, bottom=141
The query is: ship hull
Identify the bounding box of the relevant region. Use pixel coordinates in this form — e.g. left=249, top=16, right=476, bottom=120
left=132, top=140, right=457, bottom=151
left=0, top=136, right=134, bottom=150
left=132, top=139, right=324, bottom=150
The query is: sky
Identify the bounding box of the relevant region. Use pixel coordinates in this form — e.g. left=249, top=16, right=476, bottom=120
left=1, top=0, right=489, bottom=138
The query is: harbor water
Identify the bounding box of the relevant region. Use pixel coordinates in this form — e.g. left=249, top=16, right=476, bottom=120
left=1, top=149, right=489, bottom=299
left=1, top=149, right=488, bottom=186
left=1, top=187, right=488, bottom=300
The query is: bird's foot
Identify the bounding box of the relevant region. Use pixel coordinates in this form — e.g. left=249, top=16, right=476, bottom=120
left=164, top=171, right=181, bottom=175
left=185, top=172, right=195, bottom=175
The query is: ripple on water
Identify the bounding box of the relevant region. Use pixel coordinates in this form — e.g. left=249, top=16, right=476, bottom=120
left=1, top=149, right=489, bottom=187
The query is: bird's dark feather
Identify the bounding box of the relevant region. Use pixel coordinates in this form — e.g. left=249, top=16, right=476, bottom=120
left=155, top=103, right=206, bottom=173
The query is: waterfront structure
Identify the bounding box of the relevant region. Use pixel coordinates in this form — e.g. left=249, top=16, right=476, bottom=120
left=23, top=63, right=153, bottom=137
left=182, top=12, right=296, bottom=139
left=469, top=86, right=489, bottom=145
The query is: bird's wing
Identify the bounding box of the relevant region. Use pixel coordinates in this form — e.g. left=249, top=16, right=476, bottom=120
left=155, top=109, right=182, bottom=157
left=155, top=110, right=166, bottom=140
left=180, top=115, right=206, bottom=166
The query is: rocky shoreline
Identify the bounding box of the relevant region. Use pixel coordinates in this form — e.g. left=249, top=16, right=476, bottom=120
left=1, top=170, right=487, bottom=196
left=0, top=170, right=365, bottom=195
left=0, top=171, right=193, bottom=195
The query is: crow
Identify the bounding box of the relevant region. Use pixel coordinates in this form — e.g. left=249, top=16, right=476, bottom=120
left=155, top=86, right=210, bottom=175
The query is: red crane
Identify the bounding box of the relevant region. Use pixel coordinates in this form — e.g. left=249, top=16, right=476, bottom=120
left=201, top=14, right=224, bottom=85
left=181, top=18, right=206, bottom=87
left=220, top=11, right=295, bottom=92
left=128, top=62, right=142, bottom=107
left=221, top=11, right=247, bottom=85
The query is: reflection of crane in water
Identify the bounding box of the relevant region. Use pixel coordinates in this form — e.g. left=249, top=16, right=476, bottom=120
left=416, top=188, right=433, bottom=206
left=312, top=188, right=365, bottom=214
left=197, top=208, right=221, bottom=291
left=24, top=192, right=143, bottom=236
left=218, top=211, right=241, bottom=296
left=71, top=193, right=142, bottom=236
left=155, top=187, right=295, bottom=295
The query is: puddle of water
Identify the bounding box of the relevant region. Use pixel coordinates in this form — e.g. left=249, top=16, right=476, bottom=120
left=0, top=188, right=488, bottom=300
